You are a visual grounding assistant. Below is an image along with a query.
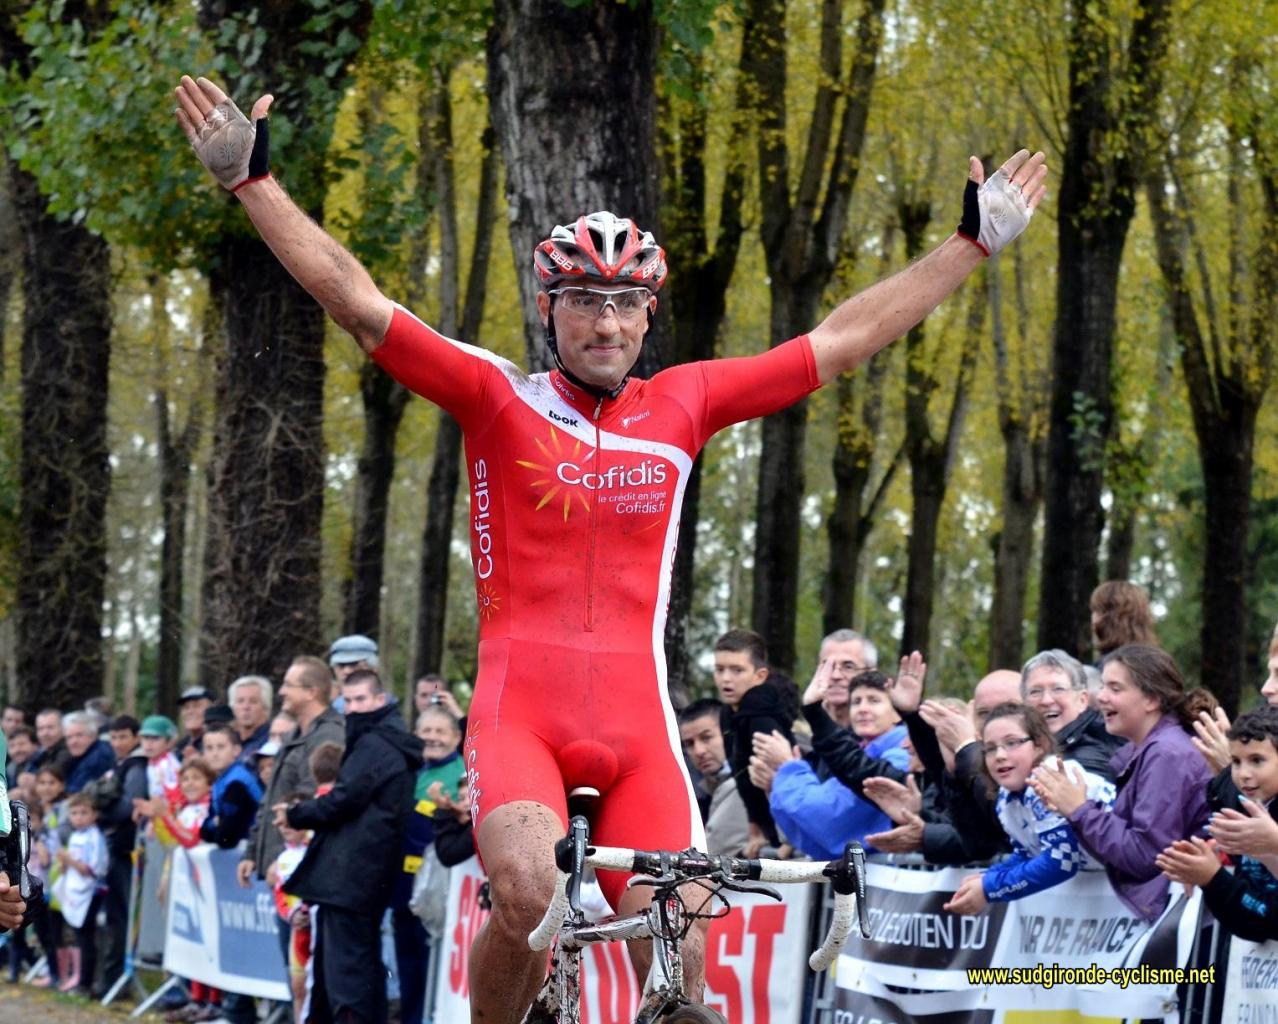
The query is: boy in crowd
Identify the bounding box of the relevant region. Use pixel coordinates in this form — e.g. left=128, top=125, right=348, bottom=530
left=267, top=795, right=312, bottom=1024
left=713, top=629, right=793, bottom=856
left=98, top=715, right=150, bottom=995
left=1157, top=706, right=1278, bottom=940
left=55, top=793, right=108, bottom=995
left=199, top=725, right=265, bottom=848
left=308, top=742, right=343, bottom=797
left=139, top=716, right=182, bottom=809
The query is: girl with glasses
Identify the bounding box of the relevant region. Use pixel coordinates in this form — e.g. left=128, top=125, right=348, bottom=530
left=944, top=703, right=1114, bottom=915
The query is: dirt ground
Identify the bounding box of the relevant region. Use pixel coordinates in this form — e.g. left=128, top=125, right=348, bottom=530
left=0, top=982, right=150, bottom=1023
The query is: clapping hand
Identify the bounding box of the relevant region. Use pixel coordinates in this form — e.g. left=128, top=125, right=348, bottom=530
left=1155, top=837, right=1221, bottom=891
left=1190, top=707, right=1232, bottom=773
left=865, top=811, right=925, bottom=853
left=863, top=775, right=923, bottom=825
left=1029, top=759, right=1088, bottom=816
left=918, top=700, right=975, bottom=755
left=1208, top=799, right=1278, bottom=858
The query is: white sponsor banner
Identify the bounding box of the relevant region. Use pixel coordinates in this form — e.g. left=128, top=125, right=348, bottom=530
left=162, top=843, right=291, bottom=1001
left=835, top=863, right=1201, bottom=1020
left=1223, top=935, right=1278, bottom=1024
left=434, top=856, right=813, bottom=1024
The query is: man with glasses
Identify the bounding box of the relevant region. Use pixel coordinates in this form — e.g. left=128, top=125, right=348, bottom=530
left=1021, top=649, right=1124, bottom=780
left=175, top=72, right=1048, bottom=1024
left=813, top=628, right=879, bottom=729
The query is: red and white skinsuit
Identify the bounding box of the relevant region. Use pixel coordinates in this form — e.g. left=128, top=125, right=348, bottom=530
left=373, top=305, right=818, bottom=908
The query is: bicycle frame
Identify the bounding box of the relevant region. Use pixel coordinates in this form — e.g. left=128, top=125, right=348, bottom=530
left=527, top=816, right=870, bottom=1024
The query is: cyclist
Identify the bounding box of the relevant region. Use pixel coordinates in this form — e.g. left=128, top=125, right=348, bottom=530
left=175, top=74, right=1048, bottom=1024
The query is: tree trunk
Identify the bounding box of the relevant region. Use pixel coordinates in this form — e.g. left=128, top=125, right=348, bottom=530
left=155, top=282, right=204, bottom=718
left=342, top=84, right=410, bottom=640
left=200, top=238, right=327, bottom=684
left=196, top=0, right=371, bottom=684
left=898, top=201, right=981, bottom=657
left=988, top=247, right=1046, bottom=669
left=414, top=80, right=499, bottom=678
left=156, top=385, right=199, bottom=716
left=487, top=0, right=664, bottom=375
left=182, top=454, right=208, bottom=684
left=343, top=363, right=408, bottom=636
left=1144, top=124, right=1275, bottom=714
left=660, top=52, right=750, bottom=694
left=824, top=351, right=901, bottom=636
left=1038, top=0, right=1173, bottom=658
left=1199, top=426, right=1255, bottom=713
left=746, top=0, right=887, bottom=674
left=823, top=227, right=898, bottom=636
left=10, top=165, right=111, bottom=711
left=0, top=158, right=17, bottom=376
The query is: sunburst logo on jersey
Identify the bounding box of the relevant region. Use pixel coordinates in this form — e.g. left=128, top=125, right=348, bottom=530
left=516, top=426, right=593, bottom=522
left=477, top=582, right=501, bottom=620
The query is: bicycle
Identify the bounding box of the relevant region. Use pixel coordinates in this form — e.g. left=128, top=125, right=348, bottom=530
left=525, top=811, right=871, bottom=1024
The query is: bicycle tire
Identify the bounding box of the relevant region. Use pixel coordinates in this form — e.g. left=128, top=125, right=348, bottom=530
left=659, top=1004, right=728, bottom=1024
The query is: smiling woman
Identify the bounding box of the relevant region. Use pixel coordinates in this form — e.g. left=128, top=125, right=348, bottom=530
left=1032, top=645, right=1215, bottom=921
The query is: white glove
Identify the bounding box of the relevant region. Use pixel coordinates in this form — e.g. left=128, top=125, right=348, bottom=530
left=177, top=77, right=271, bottom=192
left=957, top=166, right=1034, bottom=256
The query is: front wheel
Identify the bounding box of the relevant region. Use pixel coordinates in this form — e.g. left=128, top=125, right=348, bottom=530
left=661, top=1005, right=728, bottom=1024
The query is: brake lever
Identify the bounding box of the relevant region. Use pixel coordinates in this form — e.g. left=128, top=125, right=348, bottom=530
left=851, top=844, right=870, bottom=939
left=716, top=877, right=782, bottom=902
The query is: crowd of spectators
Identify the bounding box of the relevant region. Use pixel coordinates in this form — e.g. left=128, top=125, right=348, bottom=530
left=7, top=580, right=1278, bottom=1019
left=682, top=581, right=1278, bottom=957
left=1, top=635, right=474, bottom=1024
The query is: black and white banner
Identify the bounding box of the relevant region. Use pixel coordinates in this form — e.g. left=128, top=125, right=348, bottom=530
left=835, top=864, right=1202, bottom=1022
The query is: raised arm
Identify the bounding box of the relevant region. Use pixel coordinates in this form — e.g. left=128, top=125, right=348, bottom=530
left=174, top=75, right=393, bottom=353
left=808, top=150, right=1048, bottom=384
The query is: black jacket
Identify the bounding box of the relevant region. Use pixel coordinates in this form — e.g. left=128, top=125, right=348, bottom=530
left=728, top=683, right=794, bottom=846
left=284, top=702, right=424, bottom=914
left=1054, top=707, right=1126, bottom=780
left=432, top=811, right=476, bottom=868
left=99, top=752, right=150, bottom=857
left=1201, top=800, right=1278, bottom=944
left=901, top=710, right=1007, bottom=864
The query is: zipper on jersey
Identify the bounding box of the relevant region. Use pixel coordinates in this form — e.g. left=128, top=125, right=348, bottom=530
left=584, top=395, right=604, bottom=631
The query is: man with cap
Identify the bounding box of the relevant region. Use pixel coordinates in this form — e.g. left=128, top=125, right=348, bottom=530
left=329, top=636, right=379, bottom=715
left=174, top=686, right=215, bottom=761
left=328, top=635, right=379, bottom=686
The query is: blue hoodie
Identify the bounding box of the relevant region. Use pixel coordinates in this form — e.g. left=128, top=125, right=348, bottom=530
left=769, top=724, right=909, bottom=859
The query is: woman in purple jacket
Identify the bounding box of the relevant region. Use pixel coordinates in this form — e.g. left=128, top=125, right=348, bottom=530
left=1032, top=644, right=1215, bottom=921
